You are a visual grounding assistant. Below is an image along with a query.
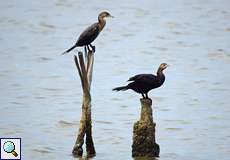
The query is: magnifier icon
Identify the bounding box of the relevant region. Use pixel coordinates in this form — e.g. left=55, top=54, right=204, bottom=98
left=3, top=141, right=18, bottom=157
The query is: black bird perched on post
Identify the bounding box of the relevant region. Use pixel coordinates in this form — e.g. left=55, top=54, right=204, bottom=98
left=62, top=11, right=113, bottom=55
left=113, top=63, right=168, bottom=99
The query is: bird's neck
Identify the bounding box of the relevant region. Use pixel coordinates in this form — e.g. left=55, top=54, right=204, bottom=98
left=98, top=17, right=106, bottom=31
left=157, top=69, right=165, bottom=83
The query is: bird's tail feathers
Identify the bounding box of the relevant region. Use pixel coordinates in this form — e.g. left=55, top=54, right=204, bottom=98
left=112, top=85, right=129, bottom=91
left=62, top=45, right=77, bottom=55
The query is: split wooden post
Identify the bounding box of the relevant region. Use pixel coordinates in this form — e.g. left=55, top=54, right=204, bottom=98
left=72, top=49, right=96, bottom=157
left=132, top=98, right=160, bottom=158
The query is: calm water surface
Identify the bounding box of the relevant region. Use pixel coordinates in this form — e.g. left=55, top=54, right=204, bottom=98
left=0, top=0, right=230, bottom=160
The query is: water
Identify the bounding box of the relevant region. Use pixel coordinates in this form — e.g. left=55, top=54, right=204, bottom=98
left=0, top=0, right=230, bottom=159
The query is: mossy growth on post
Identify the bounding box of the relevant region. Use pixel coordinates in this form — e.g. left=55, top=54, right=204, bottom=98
left=132, top=98, right=160, bottom=158
left=72, top=49, right=96, bottom=158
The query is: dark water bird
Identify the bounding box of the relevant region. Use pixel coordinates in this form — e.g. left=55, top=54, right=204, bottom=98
left=113, top=63, right=168, bottom=99
left=62, top=11, right=113, bottom=55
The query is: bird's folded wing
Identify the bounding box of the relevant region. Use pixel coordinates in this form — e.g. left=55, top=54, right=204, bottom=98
left=77, top=23, right=100, bottom=44
left=127, top=74, right=157, bottom=85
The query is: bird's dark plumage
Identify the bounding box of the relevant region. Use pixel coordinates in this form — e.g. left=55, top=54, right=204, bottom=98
left=113, top=63, right=168, bottom=99
left=62, top=11, right=113, bottom=55
left=76, top=23, right=100, bottom=46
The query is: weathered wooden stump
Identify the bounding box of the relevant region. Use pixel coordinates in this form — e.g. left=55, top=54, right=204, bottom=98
left=132, top=98, right=160, bottom=158
left=72, top=49, right=96, bottom=157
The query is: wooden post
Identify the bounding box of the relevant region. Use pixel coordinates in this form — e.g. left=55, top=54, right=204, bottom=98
left=72, top=49, right=96, bottom=157
left=132, top=98, right=160, bottom=158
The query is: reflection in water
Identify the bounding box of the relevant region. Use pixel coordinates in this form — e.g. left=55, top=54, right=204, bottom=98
left=0, top=0, right=230, bottom=160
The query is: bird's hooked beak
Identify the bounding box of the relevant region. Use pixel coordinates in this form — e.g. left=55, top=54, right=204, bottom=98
left=162, top=63, right=169, bottom=70
left=108, top=15, right=114, bottom=18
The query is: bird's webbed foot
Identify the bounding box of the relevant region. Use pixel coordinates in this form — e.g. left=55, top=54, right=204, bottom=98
left=86, top=45, right=92, bottom=54
left=89, top=44, right=96, bottom=53
left=141, top=93, right=146, bottom=99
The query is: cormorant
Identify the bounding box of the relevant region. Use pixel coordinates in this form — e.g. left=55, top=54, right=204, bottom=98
left=62, top=11, right=113, bottom=54
left=113, top=63, right=168, bottom=99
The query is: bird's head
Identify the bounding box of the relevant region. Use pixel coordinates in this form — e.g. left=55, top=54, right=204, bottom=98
left=98, top=11, right=114, bottom=20
left=159, top=63, right=169, bottom=71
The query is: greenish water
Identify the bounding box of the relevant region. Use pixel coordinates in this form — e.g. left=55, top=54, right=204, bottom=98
left=0, top=0, right=230, bottom=160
